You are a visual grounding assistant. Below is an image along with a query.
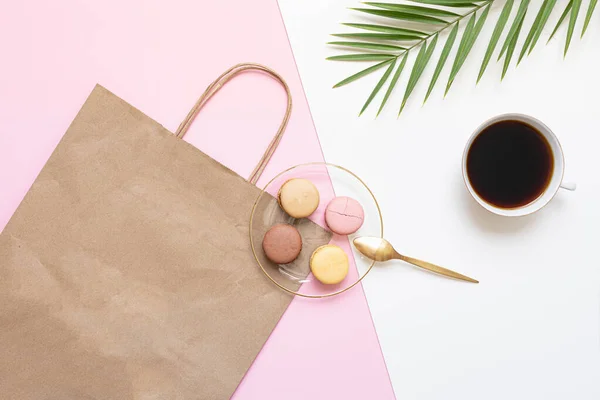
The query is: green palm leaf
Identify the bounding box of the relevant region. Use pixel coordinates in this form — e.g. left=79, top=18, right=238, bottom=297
left=333, top=58, right=395, bottom=88
left=352, top=8, right=449, bottom=24
left=465, top=5, right=491, bottom=56
left=329, top=0, right=598, bottom=116
left=327, top=54, right=398, bottom=61
left=564, top=0, right=582, bottom=55
left=446, top=4, right=490, bottom=94
left=502, top=11, right=526, bottom=79
left=424, top=22, right=459, bottom=102
left=400, top=34, right=439, bottom=114
left=365, top=2, right=461, bottom=17
left=360, top=58, right=398, bottom=115
left=328, top=41, right=406, bottom=51
left=526, top=0, right=558, bottom=55
left=518, top=0, right=553, bottom=64
left=342, top=23, right=428, bottom=36
left=478, top=0, right=513, bottom=82
left=446, top=13, right=477, bottom=94
left=582, top=0, right=598, bottom=37
left=498, top=0, right=530, bottom=60
left=332, top=33, right=423, bottom=41
left=548, top=1, right=573, bottom=43
left=378, top=53, right=409, bottom=116
left=408, top=0, right=479, bottom=6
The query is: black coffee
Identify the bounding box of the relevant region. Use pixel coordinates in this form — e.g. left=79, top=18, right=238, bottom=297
left=466, top=120, right=554, bottom=209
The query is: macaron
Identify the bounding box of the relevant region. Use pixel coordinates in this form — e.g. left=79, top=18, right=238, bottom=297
left=325, top=196, right=364, bottom=235
left=262, top=223, right=302, bottom=264
left=309, top=244, right=349, bottom=285
left=278, top=178, right=320, bottom=218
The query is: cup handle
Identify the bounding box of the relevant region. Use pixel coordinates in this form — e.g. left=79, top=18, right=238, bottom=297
left=560, top=181, right=577, bottom=191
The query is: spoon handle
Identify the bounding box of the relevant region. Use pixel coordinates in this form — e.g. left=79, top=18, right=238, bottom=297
left=395, top=253, right=479, bottom=284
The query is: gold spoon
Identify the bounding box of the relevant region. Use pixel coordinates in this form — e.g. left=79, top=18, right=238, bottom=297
left=353, top=237, right=479, bottom=284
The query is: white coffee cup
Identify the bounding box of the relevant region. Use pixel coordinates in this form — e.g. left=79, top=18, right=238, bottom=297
left=462, top=113, right=575, bottom=217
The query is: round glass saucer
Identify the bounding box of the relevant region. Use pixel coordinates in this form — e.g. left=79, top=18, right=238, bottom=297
left=249, top=162, right=383, bottom=298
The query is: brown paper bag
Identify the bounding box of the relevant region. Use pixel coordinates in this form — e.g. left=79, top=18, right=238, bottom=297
left=0, top=64, right=331, bottom=399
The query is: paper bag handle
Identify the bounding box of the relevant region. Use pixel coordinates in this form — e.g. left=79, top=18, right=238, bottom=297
left=174, top=63, right=292, bottom=185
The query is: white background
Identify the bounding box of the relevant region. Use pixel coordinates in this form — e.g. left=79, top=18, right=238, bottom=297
left=279, top=1, right=600, bottom=398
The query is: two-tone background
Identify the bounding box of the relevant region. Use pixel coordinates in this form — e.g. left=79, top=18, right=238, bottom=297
left=1, top=1, right=599, bottom=398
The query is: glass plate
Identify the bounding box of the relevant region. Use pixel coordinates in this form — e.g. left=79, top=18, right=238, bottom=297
left=249, top=162, right=383, bottom=298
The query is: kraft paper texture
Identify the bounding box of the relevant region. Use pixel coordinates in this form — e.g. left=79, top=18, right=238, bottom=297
left=0, top=85, right=331, bottom=399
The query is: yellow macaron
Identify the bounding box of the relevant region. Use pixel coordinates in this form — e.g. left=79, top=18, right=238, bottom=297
left=309, top=244, right=349, bottom=285
left=278, top=178, right=320, bottom=218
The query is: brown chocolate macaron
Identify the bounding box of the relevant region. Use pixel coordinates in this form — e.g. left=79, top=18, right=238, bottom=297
left=262, top=223, right=302, bottom=264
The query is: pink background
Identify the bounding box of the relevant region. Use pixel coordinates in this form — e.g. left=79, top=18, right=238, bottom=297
left=0, top=1, right=394, bottom=398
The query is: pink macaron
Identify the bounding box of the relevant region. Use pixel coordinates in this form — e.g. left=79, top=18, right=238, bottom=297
left=325, top=196, right=364, bottom=235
